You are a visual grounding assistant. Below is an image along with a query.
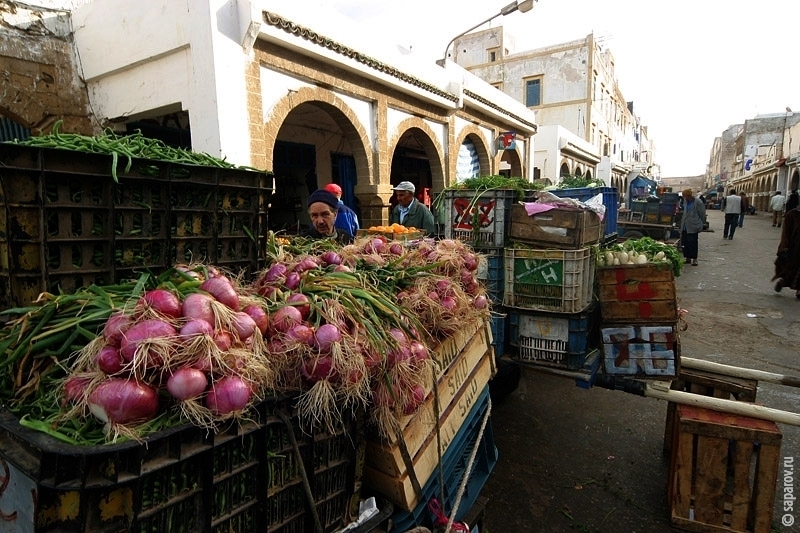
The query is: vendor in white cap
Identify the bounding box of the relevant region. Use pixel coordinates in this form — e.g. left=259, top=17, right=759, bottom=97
left=389, top=181, right=435, bottom=236
left=302, top=189, right=354, bottom=244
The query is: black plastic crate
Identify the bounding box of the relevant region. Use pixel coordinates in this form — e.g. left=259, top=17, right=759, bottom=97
left=0, top=144, right=272, bottom=307
left=0, top=395, right=362, bottom=532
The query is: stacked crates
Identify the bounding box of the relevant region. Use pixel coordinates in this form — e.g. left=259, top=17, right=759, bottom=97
left=0, top=144, right=272, bottom=308
left=596, top=264, right=680, bottom=379
left=550, top=186, right=619, bottom=240
left=504, top=197, right=603, bottom=371
left=0, top=395, right=362, bottom=533
left=438, top=188, right=518, bottom=358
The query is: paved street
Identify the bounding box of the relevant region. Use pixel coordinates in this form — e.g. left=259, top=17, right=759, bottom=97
left=482, top=208, right=800, bottom=533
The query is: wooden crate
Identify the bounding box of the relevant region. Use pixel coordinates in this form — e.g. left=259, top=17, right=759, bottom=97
left=596, top=264, right=677, bottom=323
left=364, top=323, right=493, bottom=476
left=355, top=229, right=424, bottom=241
left=663, top=368, right=758, bottom=454
left=508, top=204, right=602, bottom=248
left=669, top=405, right=782, bottom=533
left=363, top=352, right=495, bottom=511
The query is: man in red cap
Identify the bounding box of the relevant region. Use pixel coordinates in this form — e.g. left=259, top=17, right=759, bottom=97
left=323, top=183, right=360, bottom=238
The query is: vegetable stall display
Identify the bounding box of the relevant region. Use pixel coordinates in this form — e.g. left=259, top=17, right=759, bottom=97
left=0, top=234, right=491, bottom=445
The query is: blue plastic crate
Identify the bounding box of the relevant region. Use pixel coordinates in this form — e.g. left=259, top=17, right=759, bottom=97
left=508, top=305, right=598, bottom=369
left=489, top=313, right=506, bottom=357
left=389, top=386, right=497, bottom=532
left=476, top=249, right=504, bottom=305
left=554, top=186, right=619, bottom=237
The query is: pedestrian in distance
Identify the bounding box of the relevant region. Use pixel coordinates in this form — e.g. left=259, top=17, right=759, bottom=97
left=769, top=191, right=786, bottom=227
left=772, top=201, right=800, bottom=299
left=720, top=188, right=741, bottom=240
left=301, top=189, right=354, bottom=244
left=323, top=183, right=360, bottom=238
left=680, top=189, right=705, bottom=266
left=389, top=181, right=436, bottom=236
left=737, top=191, right=749, bottom=228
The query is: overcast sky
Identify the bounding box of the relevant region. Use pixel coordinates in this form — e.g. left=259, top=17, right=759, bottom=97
left=315, top=0, right=798, bottom=177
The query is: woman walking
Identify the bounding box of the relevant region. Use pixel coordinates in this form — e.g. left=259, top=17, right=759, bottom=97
left=772, top=202, right=800, bottom=299
left=680, top=189, right=706, bottom=266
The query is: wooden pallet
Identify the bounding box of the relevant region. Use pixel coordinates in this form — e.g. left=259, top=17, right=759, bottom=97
left=596, top=264, right=677, bottom=323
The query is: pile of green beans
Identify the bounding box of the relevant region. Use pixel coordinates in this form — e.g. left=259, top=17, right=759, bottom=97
left=7, top=120, right=265, bottom=182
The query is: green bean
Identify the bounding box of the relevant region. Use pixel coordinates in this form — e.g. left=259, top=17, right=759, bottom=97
left=18, top=416, right=79, bottom=445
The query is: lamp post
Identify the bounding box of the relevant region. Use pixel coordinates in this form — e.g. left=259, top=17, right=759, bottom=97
left=439, top=0, right=536, bottom=65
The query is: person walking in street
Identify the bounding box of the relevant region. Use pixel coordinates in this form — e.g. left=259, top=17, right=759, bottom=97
left=721, top=188, right=742, bottom=240
left=389, top=181, right=436, bottom=236
left=323, top=183, right=360, bottom=238
left=737, top=191, right=750, bottom=228
left=772, top=201, right=800, bottom=299
left=785, top=189, right=799, bottom=213
left=770, top=191, right=786, bottom=227
left=680, top=189, right=705, bottom=266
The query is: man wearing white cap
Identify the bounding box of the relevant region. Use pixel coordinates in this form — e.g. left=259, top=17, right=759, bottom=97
left=389, top=181, right=435, bottom=236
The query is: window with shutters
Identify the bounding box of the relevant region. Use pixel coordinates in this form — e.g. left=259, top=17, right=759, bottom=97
left=525, top=78, right=542, bottom=107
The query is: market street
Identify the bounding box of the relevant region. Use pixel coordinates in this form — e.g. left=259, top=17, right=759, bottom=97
left=482, top=208, right=800, bottom=533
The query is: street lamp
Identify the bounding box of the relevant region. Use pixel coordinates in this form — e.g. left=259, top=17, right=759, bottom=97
left=439, top=0, right=536, bottom=65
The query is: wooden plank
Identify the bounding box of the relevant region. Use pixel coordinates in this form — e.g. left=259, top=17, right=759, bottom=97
left=362, top=355, right=495, bottom=511
left=596, top=263, right=675, bottom=284
left=364, top=330, right=491, bottom=475
left=429, top=319, right=483, bottom=381
left=670, top=429, right=695, bottom=523
left=678, top=368, right=758, bottom=402
left=729, top=440, right=753, bottom=531
left=693, top=434, right=728, bottom=527
left=597, top=280, right=676, bottom=302
left=600, top=299, right=678, bottom=322
left=751, top=444, right=781, bottom=533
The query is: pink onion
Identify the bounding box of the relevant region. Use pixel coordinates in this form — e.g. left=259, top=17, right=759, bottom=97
left=300, top=355, right=338, bottom=383
left=389, top=243, right=404, bottom=256
left=262, top=263, right=287, bottom=283
left=180, top=319, right=214, bottom=340
left=473, top=295, right=488, bottom=310
left=206, top=375, right=252, bottom=415
left=182, top=293, right=216, bottom=325
left=286, top=324, right=315, bottom=346
left=200, top=276, right=240, bottom=310
left=119, top=319, right=177, bottom=364
left=403, top=384, right=427, bottom=415
left=243, top=304, right=269, bottom=334
left=371, top=382, right=395, bottom=408
left=231, top=311, right=257, bottom=341
left=364, top=238, right=386, bottom=254
left=259, top=285, right=281, bottom=300
left=88, top=379, right=159, bottom=425
left=286, top=293, right=311, bottom=319
left=387, top=346, right=412, bottom=367
left=463, top=253, right=479, bottom=271
left=62, top=375, right=91, bottom=405
left=213, top=330, right=233, bottom=351
left=273, top=305, right=303, bottom=332
left=103, top=312, right=132, bottom=346
left=319, top=251, right=343, bottom=266
left=333, top=264, right=352, bottom=273
left=409, top=341, right=429, bottom=365
left=388, top=327, right=409, bottom=346
left=314, top=324, right=342, bottom=354
left=436, top=279, right=452, bottom=294
left=96, top=345, right=125, bottom=375
left=440, top=296, right=457, bottom=313
left=140, top=289, right=182, bottom=318
left=167, top=367, right=208, bottom=401
left=284, top=271, right=301, bottom=290
left=293, top=256, right=319, bottom=273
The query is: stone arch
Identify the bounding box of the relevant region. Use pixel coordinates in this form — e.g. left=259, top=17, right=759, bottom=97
left=499, top=146, right=523, bottom=178
left=559, top=161, right=571, bottom=178
left=263, top=86, right=373, bottom=188
left=453, top=125, right=492, bottom=184
left=389, top=117, right=446, bottom=192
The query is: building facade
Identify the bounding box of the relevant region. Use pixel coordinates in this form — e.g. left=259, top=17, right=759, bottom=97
left=0, top=0, right=538, bottom=231
left=707, top=112, right=800, bottom=211
left=451, top=29, right=657, bottom=193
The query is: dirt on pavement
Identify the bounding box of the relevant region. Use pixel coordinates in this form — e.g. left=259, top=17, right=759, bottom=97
left=481, top=209, right=800, bottom=533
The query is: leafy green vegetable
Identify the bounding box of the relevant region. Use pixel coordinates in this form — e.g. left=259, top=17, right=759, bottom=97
left=599, top=236, right=684, bottom=277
